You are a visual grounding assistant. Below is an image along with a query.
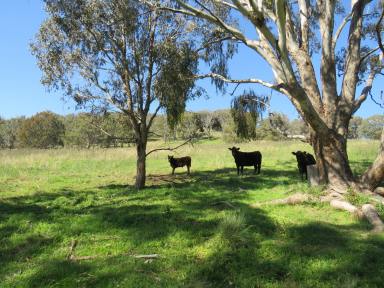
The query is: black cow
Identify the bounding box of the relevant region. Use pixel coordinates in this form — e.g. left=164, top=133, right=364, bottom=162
left=292, top=151, right=316, bottom=180
left=168, top=155, right=191, bottom=175
left=228, top=147, right=262, bottom=175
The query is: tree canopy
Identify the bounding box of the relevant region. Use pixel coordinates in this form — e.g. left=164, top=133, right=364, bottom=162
left=32, top=0, right=220, bottom=188
left=155, top=0, right=384, bottom=191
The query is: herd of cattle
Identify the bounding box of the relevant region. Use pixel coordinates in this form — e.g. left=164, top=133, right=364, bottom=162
left=168, top=146, right=317, bottom=180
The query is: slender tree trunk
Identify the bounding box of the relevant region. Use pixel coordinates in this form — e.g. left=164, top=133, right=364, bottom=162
left=361, top=128, right=384, bottom=191
left=312, top=130, right=355, bottom=190
left=135, top=137, right=147, bottom=189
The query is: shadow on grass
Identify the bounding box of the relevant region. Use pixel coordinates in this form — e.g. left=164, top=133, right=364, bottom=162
left=25, top=260, right=92, bottom=288
left=186, top=221, right=384, bottom=287
left=95, top=167, right=303, bottom=206
left=1, top=166, right=384, bottom=287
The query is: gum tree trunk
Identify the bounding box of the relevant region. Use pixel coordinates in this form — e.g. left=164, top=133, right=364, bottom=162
left=135, top=126, right=148, bottom=190
left=312, top=130, right=355, bottom=189
left=361, top=128, right=384, bottom=191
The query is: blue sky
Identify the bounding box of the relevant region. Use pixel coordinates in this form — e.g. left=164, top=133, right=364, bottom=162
left=0, top=1, right=383, bottom=120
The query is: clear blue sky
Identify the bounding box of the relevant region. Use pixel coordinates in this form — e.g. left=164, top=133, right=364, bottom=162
left=0, top=1, right=383, bottom=120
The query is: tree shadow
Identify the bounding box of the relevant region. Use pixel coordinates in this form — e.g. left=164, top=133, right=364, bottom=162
left=1, top=163, right=381, bottom=287
left=25, top=260, right=93, bottom=288
left=185, top=221, right=384, bottom=287
left=0, top=234, right=54, bottom=276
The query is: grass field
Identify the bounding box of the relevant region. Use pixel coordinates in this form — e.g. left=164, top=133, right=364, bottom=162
left=1, top=139, right=383, bottom=287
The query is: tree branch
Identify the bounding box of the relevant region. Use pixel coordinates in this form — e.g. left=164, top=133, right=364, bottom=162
left=376, top=8, right=384, bottom=55
left=333, top=12, right=352, bottom=50
left=174, top=0, right=247, bottom=41
left=145, top=138, right=193, bottom=157
left=194, top=73, right=284, bottom=90
left=147, top=104, right=162, bottom=131
left=353, top=68, right=377, bottom=113
left=88, top=120, right=136, bottom=143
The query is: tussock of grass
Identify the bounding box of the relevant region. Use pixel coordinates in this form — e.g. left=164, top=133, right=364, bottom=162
left=0, top=139, right=383, bottom=287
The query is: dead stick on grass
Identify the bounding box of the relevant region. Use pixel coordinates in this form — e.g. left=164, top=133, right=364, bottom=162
left=132, top=254, right=160, bottom=259
left=67, top=239, right=78, bottom=260
left=250, top=193, right=312, bottom=208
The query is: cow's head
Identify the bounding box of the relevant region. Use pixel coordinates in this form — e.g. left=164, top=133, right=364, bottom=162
left=228, top=146, right=240, bottom=156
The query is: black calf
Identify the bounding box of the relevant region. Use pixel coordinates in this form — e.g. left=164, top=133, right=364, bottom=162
left=168, top=155, right=191, bottom=175
left=292, top=151, right=316, bottom=180
left=228, top=146, right=262, bottom=175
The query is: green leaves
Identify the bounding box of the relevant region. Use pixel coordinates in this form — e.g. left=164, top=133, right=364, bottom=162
left=230, top=91, right=268, bottom=140
left=156, top=43, right=200, bottom=130
left=18, top=112, right=65, bottom=149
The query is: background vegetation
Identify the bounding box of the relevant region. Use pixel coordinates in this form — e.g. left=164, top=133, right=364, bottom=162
left=1, top=111, right=382, bottom=149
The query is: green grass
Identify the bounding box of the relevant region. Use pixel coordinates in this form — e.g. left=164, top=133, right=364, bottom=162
left=0, top=139, right=383, bottom=287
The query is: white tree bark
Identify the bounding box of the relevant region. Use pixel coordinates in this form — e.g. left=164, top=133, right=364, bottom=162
left=157, top=0, right=383, bottom=190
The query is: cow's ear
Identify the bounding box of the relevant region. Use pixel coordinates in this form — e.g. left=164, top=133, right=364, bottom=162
left=228, top=148, right=232, bottom=150
left=236, top=147, right=240, bottom=151
left=292, top=152, right=296, bottom=155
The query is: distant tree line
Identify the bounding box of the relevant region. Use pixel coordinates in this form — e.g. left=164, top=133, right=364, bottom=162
left=0, top=111, right=382, bottom=149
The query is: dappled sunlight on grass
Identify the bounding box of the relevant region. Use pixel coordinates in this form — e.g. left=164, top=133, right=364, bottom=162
left=0, top=140, right=382, bottom=287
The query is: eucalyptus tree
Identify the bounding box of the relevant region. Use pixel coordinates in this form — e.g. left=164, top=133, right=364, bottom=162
left=157, top=0, right=384, bottom=192
left=230, top=91, right=268, bottom=140
left=32, top=0, right=209, bottom=188
left=18, top=111, right=65, bottom=149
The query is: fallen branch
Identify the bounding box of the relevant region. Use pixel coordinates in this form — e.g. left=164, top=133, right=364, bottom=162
left=320, top=191, right=344, bottom=202
left=374, top=187, right=384, bottom=196
left=330, top=199, right=363, bottom=218
left=70, top=255, right=99, bottom=261
left=145, top=138, right=193, bottom=157
left=132, top=254, right=160, bottom=259
left=250, top=193, right=313, bottom=208
left=362, top=204, right=384, bottom=233
left=328, top=199, right=384, bottom=232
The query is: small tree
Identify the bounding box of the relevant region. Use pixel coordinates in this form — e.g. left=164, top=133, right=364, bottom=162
left=0, top=117, right=24, bottom=149
left=348, top=116, right=363, bottom=139
left=18, top=111, right=65, bottom=149
left=288, top=118, right=309, bottom=138
left=176, top=112, right=204, bottom=139
left=230, top=91, right=268, bottom=140
left=63, top=113, right=103, bottom=148
left=359, top=115, right=384, bottom=140
left=32, top=0, right=205, bottom=188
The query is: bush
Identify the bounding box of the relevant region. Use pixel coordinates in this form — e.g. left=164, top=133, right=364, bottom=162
left=18, top=111, right=65, bottom=148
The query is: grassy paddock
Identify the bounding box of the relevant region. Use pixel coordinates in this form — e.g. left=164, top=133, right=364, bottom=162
left=0, top=139, right=383, bottom=287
